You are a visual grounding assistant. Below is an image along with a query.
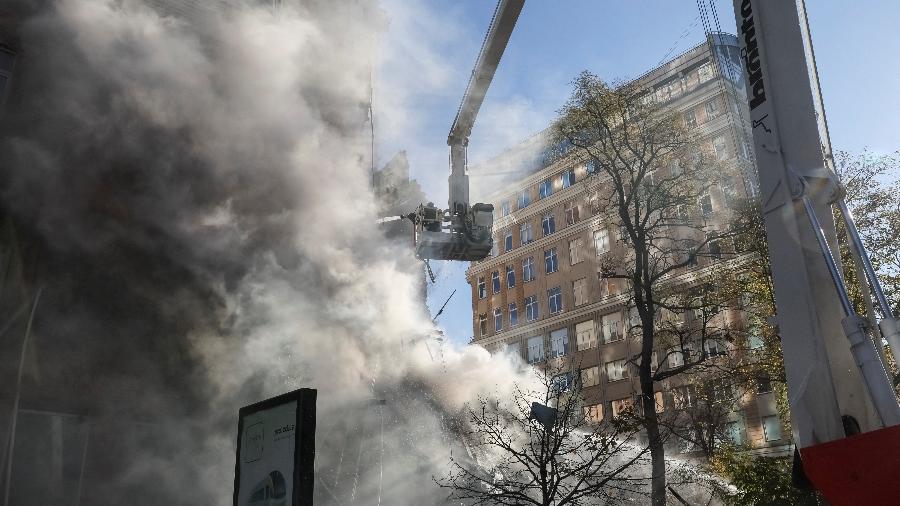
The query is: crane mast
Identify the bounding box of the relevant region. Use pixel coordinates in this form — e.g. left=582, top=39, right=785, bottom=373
left=412, top=0, right=524, bottom=261
left=733, top=1, right=900, bottom=503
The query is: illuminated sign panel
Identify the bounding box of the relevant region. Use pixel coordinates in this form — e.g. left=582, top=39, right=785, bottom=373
left=233, top=388, right=316, bottom=506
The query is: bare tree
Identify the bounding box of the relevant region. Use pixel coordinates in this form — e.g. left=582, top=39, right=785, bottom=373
left=436, top=364, right=649, bottom=505
left=554, top=72, right=746, bottom=505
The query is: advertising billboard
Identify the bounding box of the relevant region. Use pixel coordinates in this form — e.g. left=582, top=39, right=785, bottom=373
left=233, top=388, right=316, bottom=506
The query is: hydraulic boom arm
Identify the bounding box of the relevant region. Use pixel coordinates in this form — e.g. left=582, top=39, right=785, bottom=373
left=733, top=1, right=900, bottom=503
left=412, top=0, right=524, bottom=261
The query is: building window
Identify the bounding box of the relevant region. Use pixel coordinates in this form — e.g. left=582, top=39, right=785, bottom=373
left=586, top=159, right=598, bottom=175
left=722, top=178, right=737, bottom=208
left=539, top=179, right=553, bottom=199
left=748, top=324, right=764, bottom=350
left=561, top=169, right=576, bottom=188
left=491, top=271, right=501, bottom=294
left=762, top=415, right=782, bottom=442
left=581, top=366, right=600, bottom=387
left=593, top=228, right=610, bottom=254
left=756, top=375, right=772, bottom=394
left=527, top=335, right=545, bottom=364
left=509, top=303, right=518, bottom=327
left=699, top=193, right=713, bottom=215
left=705, top=97, right=721, bottom=118
left=478, top=313, right=487, bottom=337
left=713, top=380, right=735, bottom=404
left=569, top=238, right=583, bottom=265
left=522, top=257, right=535, bottom=282
left=668, top=346, right=689, bottom=368
left=611, top=397, right=634, bottom=418
left=672, top=385, right=696, bottom=409
left=575, top=320, right=596, bottom=351
left=542, top=213, right=556, bottom=236
left=548, top=286, right=563, bottom=314
left=501, top=200, right=511, bottom=217
left=520, top=222, right=534, bottom=245
left=684, top=109, right=697, bottom=129
left=618, top=224, right=629, bottom=243
left=583, top=403, right=603, bottom=422
left=477, top=277, right=486, bottom=299
left=606, top=359, right=627, bottom=382
left=698, top=61, right=714, bottom=82
left=704, top=338, right=728, bottom=357
left=654, top=391, right=666, bottom=413
left=551, top=372, right=574, bottom=393
left=550, top=328, right=568, bottom=358
left=504, top=231, right=513, bottom=252
left=713, top=135, right=728, bottom=160
left=726, top=421, right=743, bottom=445
left=544, top=248, right=559, bottom=274
left=628, top=306, right=641, bottom=332
left=565, top=203, right=580, bottom=225
left=518, top=190, right=531, bottom=209
left=572, top=277, right=587, bottom=307
left=525, top=295, right=539, bottom=321
left=601, top=312, right=622, bottom=343
left=505, top=341, right=521, bottom=359
left=493, top=308, right=503, bottom=332
left=506, top=265, right=516, bottom=288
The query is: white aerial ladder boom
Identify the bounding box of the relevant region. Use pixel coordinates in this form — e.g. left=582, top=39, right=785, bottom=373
left=732, top=1, right=900, bottom=503
left=411, top=0, right=524, bottom=261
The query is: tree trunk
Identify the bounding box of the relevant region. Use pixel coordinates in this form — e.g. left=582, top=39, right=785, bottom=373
left=642, top=375, right=667, bottom=506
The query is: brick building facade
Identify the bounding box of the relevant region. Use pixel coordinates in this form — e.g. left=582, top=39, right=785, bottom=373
left=466, top=34, right=789, bottom=457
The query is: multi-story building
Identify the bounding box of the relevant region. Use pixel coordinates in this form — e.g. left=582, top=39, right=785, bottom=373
left=466, top=34, right=789, bottom=458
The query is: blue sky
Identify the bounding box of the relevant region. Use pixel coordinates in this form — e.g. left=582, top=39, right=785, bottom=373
left=374, top=0, right=900, bottom=346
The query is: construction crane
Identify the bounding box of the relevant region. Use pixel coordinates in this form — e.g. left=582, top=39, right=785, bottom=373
left=732, top=1, right=900, bottom=504
left=410, top=0, right=524, bottom=261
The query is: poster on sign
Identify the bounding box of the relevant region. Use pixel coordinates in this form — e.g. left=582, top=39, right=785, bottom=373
left=233, top=388, right=316, bottom=506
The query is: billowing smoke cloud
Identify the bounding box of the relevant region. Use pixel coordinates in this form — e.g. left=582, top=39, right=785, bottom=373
left=0, top=0, right=532, bottom=503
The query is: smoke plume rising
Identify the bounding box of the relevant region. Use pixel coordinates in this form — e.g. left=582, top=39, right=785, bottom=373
left=0, top=0, right=530, bottom=503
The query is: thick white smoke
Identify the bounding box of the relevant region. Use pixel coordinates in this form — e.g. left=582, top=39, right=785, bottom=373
left=0, top=0, right=535, bottom=503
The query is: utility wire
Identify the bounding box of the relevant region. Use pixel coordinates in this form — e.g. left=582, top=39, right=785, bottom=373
left=432, top=289, right=457, bottom=322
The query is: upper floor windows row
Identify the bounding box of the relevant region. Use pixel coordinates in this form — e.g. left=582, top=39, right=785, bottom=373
left=500, top=166, right=584, bottom=216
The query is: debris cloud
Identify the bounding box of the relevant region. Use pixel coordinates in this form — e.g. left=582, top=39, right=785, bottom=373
left=0, top=0, right=529, bottom=503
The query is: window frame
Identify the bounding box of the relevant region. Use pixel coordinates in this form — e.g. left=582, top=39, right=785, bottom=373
left=544, top=248, right=559, bottom=274
left=561, top=169, right=576, bottom=188
left=541, top=213, right=556, bottom=236
left=549, top=328, right=569, bottom=358
left=548, top=286, right=563, bottom=315
left=518, top=190, right=531, bottom=209
left=569, top=237, right=583, bottom=265
left=593, top=228, right=610, bottom=254
left=527, top=335, right=545, bottom=364
left=522, top=256, right=535, bottom=282
left=606, top=359, right=628, bottom=382
left=525, top=295, right=539, bottom=322
left=539, top=179, right=553, bottom=199
left=575, top=320, right=596, bottom=351
left=572, top=277, right=587, bottom=307
left=520, top=222, right=534, bottom=245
